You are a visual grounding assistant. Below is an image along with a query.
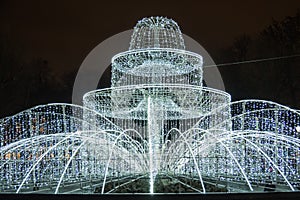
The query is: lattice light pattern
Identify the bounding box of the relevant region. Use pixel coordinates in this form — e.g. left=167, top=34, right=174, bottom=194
left=0, top=16, right=300, bottom=194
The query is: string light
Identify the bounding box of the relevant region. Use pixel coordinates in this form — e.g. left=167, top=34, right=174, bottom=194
left=0, top=16, right=299, bottom=194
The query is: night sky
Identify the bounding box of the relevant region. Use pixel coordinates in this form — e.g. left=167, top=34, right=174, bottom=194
left=0, top=0, right=300, bottom=117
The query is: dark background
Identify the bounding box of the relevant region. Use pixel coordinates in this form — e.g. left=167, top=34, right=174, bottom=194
left=0, top=0, right=300, bottom=118
left=1, top=1, right=300, bottom=199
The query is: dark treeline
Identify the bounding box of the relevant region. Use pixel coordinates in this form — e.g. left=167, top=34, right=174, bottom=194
left=217, top=10, right=300, bottom=109
left=0, top=37, right=74, bottom=118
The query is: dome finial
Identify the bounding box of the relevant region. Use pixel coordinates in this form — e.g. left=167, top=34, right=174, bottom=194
left=129, top=16, right=185, bottom=50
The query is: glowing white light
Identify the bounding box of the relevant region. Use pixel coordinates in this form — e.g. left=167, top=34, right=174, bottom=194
left=0, top=16, right=299, bottom=194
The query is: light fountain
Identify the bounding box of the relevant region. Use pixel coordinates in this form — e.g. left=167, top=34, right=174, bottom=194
left=0, top=16, right=299, bottom=194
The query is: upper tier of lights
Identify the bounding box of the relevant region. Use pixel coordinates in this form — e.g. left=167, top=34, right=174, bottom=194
left=111, top=16, right=203, bottom=87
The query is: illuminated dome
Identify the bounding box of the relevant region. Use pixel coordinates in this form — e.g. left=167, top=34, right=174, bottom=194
left=0, top=16, right=299, bottom=195
left=129, top=16, right=185, bottom=50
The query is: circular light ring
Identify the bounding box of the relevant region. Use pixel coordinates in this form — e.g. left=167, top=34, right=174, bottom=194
left=83, top=84, right=231, bottom=120
left=112, top=48, right=203, bottom=76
